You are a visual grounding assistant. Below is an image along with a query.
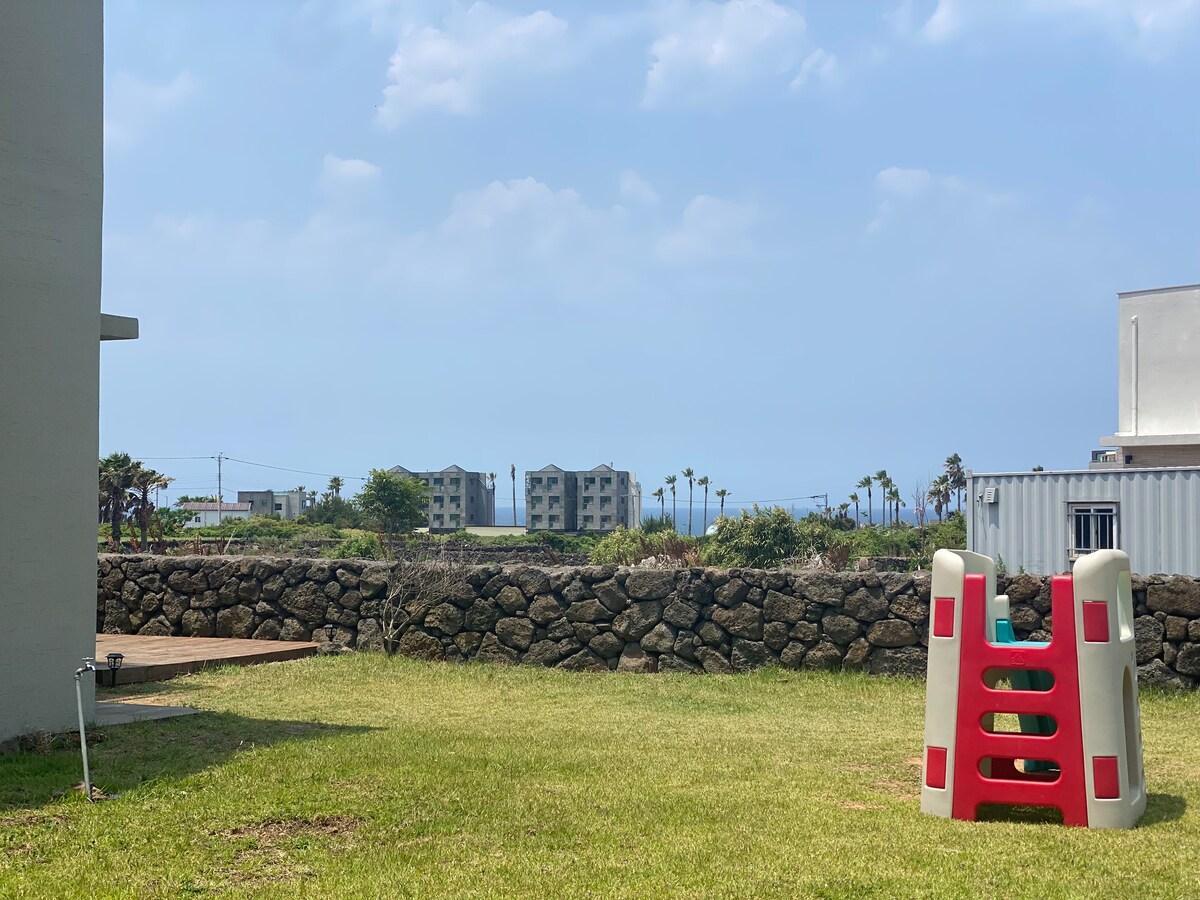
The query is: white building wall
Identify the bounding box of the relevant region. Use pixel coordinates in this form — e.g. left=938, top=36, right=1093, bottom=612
left=967, top=469, right=1200, bottom=576
left=1116, top=286, right=1200, bottom=438
left=0, top=2, right=103, bottom=740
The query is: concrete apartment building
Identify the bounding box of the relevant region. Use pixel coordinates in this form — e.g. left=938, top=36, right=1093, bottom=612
left=526, top=465, right=577, bottom=533
left=389, top=465, right=495, bottom=532
left=238, top=489, right=313, bottom=520
left=526, top=464, right=641, bottom=532
left=968, top=284, right=1200, bottom=576
left=2, top=3, right=139, bottom=741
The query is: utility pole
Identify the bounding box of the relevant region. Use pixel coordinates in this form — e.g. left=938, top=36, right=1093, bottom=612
left=216, top=452, right=224, bottom=526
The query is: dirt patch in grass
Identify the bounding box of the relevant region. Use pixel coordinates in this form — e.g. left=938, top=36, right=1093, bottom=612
left=218, top=813, right=360, bottom=842
left=0, top=811, right=69, bottom=829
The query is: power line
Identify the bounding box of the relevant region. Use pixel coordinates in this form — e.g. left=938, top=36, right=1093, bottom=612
left=223, top=456, right=368, bottom=481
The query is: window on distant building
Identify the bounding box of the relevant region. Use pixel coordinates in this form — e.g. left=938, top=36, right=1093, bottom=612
left=450, top=495, right=461, bottom=504
left=194, top=515, right=201, bottom=523
left=434, top=514, right=444, bottom=524
left=582, top=496, right=592, bottom=507
left=600, top=496, right=611, bottom=507
left=433, top=477, right=443, bottom=486
left=274, top=503, right=282, bottom=511
left=450, top=514, right=460, bottom=524
left=548, top=476, right=558, bottom=486
left=1069, top=504, right=1118, bottom=560
left=549, top=495, right=560, bottom=508
left=532, top=477, right=543, bottom=486
left=601, top=477, right=612, bottom=487
left=549, top=514, right=559, bottom=527
left=434, top=495, right=444, bottom=506
left=450, top=478, right=460, bottom=488
left=584, top=476, right=595, bottom=487
left=583, top=515, right=593, bottom=525
left=532, top=514, right=543, bottom=526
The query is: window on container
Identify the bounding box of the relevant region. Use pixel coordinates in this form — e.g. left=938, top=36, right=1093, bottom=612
left=1068, top=504, right=1117, bottom=558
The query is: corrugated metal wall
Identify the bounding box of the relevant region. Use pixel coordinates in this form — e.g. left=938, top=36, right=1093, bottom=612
left=966, top=468, right=1200, bottom=576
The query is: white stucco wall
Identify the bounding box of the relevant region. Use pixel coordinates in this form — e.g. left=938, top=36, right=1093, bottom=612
left=1116, top=285, right=1200, bottom=438
left=0, top=1, right=104, bottom=741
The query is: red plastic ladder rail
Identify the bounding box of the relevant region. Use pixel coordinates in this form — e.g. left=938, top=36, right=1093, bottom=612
left=949, top=574, right=1089, bottom=826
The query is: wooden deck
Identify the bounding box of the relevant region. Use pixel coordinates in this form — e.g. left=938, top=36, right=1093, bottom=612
left=94, top=634, right=320, bottom=685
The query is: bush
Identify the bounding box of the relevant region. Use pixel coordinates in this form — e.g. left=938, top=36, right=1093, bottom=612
left=332, top=532, right=383, bottom=560
left=706, top=506, right=811, bottom=569
left=589, top=527, right=702, bottom=566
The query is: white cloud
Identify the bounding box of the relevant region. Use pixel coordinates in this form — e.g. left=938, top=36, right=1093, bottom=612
left=656, top=194, right=758, bottom=263
left=109, top=168, right=758, bottom=308
left=104, top=71, right=196, bottom=150
left=789, top=47, right=839, bottom=90
left=643, top=0, right=827, bottom=108
left=377, top=2, right=571, bottom=126
left=619, top=170, right=661, bottom=206
left=318, top=154, right=382, bottom=199
left=898, top=0, right=1200, bottom=56
left=868, top=166, right=1012, bottom=233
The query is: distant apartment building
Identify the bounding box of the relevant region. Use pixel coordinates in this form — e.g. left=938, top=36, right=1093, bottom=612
left=237, top=489, right=312, bottom=520
left=526, top=464, right=641, bottom=532
left=525, top=465, right=577, bottom=533
left=180, top=502, right=252, bottom=528
left=389, top=465, right=495, bottom=532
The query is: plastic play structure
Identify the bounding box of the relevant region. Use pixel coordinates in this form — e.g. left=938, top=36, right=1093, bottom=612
left=920, top=549, right=1145, bottom=828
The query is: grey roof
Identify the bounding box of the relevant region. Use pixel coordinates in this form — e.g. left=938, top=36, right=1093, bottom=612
left=179, top=502, right=251, bottom=512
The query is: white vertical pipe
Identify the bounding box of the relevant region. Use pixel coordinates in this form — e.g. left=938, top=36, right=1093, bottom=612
left=1130, top=316, right=1139, bottom=436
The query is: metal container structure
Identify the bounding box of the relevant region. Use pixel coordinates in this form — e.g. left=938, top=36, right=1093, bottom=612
left=966, top=467, right=1200, bottom=576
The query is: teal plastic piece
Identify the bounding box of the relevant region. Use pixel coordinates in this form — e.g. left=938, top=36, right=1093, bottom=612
left=992, top=618, right=1058, bottom=773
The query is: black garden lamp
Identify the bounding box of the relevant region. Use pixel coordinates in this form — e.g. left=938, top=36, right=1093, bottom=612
left=323, top=624, right=335, bottom=644
left=105, top=652, right=124, bottom=687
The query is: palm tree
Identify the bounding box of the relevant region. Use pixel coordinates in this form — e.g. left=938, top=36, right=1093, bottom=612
left=929, top=475, right=951, bottom=523
left=487, top=472, right=497, bottom=525
left=848, top=492, right=860, bottom=525
left=696, top=476, right=711, bottom=534
left=837, top=502, right=850, bottom=523
left=681, top=468, right=696, bottom=535
left=651, top=487, right=665, bottom=520
left=99, top=452, right=137, bottom=549
left=129, top=464, right=173, bottom=548
left=665, top=475, right=678, bottom=531
left=875, top=471, right=891, bottom=526
left=945, top=453, right=966, bottom=514
left=510, top=464, right=517, bottom=527
left=715, top=488, right=729, bottom=518
left=328, top=476, right=344, bottom=497
left=857, top=476, right=874, bottom=526
left=887, top=487, right=902, bottom=526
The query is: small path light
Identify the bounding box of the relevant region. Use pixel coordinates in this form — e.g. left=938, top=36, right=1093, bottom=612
left=324, top=624, right=336, bottom=644
left=105, top=652, right=124, bottom=688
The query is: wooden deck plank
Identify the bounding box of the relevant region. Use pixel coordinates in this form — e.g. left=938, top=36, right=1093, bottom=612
left=94, top=635, right=319, bottom=685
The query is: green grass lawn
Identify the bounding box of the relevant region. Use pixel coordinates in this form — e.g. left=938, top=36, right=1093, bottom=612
left=2, top=656, right=1198, bottom=898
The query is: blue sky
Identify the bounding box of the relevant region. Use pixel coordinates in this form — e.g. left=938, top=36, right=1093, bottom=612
left=99, top=0, right=1200, bottom=519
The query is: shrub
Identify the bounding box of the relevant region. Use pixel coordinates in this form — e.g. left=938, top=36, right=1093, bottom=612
left=589, top=527, right=702, bottom=566
left=332, top=532, right=383, bottom=560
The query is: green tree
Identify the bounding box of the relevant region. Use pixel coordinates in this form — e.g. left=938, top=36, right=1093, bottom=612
left=665, top=475, right=677, bottom=532
left=651, top=486, right=665, bottom=518
left=128, top=464, right=173, bottom=548
left=715, top=488, right=729, bottom=519
left=356, top=469, right=429, bottom=547
left=682, top=468, right=696, bottom=535
left=696, top=475, right=711, bottom=534
left=875, top=470, right=891, bottom=527
left=928, top=475, right=951, bottom=523
left=848, top=491, right=860, bottom=524
left=857, top=476, right=874, bottom=526
left=99, top=452, right=137, bottom=549
left=328, top=475, right=344, bottom=497
left=945, top=453, right=966, bottom=513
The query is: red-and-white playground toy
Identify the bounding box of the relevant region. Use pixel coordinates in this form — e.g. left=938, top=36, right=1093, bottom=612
left=920, top=548, right=1146, bottom=828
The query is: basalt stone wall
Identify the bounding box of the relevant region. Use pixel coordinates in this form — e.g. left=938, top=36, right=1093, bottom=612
left=96, top=556, right=1200, bottom=687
